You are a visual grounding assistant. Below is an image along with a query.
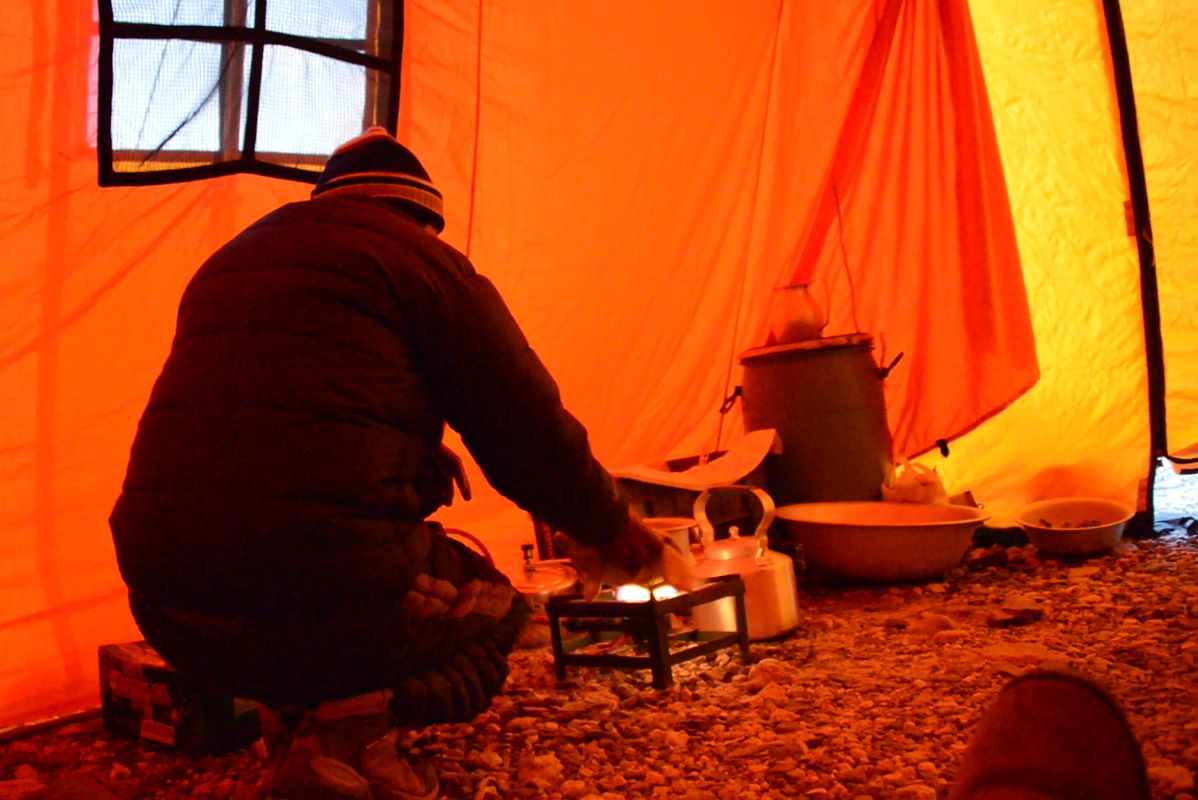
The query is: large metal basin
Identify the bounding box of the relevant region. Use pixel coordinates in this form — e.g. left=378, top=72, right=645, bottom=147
left=775, top=501, right=990, bottom=582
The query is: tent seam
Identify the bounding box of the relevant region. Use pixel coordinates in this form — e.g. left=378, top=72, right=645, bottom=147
left=464, top=0, right=484, bottom=258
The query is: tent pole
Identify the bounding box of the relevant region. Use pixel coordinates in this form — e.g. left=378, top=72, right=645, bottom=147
left=1099, top=0, right=1166, bottom=537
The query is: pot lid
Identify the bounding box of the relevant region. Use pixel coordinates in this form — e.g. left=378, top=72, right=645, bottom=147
left=695, top=547, right=790, bottom=579
left=511, top=560, right=578, bottom=598
left=704, top=537, right=757, bottom=561
left=644, top=517, right=699, bottom=534
left=739, top=331, right=873, bottom=364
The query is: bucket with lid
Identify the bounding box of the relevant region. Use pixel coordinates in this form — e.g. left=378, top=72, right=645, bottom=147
left=738, top=333, right=893, bottom=505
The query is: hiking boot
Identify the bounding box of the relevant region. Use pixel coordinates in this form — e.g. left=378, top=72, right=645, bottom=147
left=360, top=729, right=439, bottom=800
left=275, top=754, right=373, bottom=800
left=258, top=703, right=302, bottom=795
left=269, top=691, right=438, bottom=800
left=949, top=670, right=1151, bottom=800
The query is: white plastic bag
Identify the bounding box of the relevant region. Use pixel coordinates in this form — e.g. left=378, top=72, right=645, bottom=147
left=881, top=457, right=949, bottom=504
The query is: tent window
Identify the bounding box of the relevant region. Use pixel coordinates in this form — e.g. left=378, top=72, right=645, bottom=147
left=96, top=0, right=402, bottom=187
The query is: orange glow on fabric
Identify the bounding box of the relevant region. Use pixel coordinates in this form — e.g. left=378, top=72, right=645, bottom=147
left=780, top=0, right=1037, bottom=458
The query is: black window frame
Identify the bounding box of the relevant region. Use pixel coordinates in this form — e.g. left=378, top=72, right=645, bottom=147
left=96, top=0, right=403, bottom=187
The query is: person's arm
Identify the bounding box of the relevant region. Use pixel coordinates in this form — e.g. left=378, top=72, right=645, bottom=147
left=387, top=235, right=692, bottom=593
left=412, top=262, right=627, bottom=547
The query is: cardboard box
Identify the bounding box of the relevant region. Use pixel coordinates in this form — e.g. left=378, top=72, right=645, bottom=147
left=99, top=641, right=260, bottom=755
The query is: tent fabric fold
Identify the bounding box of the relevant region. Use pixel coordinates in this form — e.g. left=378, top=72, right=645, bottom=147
left=779, top=0, right=1038, bottom=458
left=0, top=0, right=1193, bottom=727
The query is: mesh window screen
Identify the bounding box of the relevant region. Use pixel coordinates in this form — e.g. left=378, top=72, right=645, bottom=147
left=97, top=0, right=401, bottom=186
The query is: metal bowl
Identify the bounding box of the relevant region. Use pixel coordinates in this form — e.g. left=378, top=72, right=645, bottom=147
left=775, top=501, right=990, bottom=582
left=1015, top=497, right=1133, bottom=556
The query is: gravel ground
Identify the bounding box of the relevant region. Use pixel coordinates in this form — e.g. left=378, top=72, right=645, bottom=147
left=2, top=521, right=1196, bottom=800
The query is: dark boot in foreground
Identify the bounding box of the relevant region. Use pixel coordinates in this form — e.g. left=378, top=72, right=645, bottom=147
left=949, top=670, right=1151, bottom=800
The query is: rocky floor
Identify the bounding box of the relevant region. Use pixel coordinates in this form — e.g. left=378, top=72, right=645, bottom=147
left=2, top=526, right=1196, bottom=800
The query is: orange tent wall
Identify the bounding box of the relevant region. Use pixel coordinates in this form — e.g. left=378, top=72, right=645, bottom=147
left=950, top=0, right=1197, bottom=512
left=1, top=0, right=1194, bottom=726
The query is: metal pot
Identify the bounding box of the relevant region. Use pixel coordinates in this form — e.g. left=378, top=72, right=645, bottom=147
left=643, top=517, right=701, bottom=568
left=690, top=486, right=799, bottom=640
left=510, top=553, right=581, bottom=648
left=511, top=555, right=580, bottom=607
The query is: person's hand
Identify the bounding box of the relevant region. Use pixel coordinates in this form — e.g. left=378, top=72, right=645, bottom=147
left=556, top=515, right=697, bottom=600
left=418, top=444, right=472, bottom=515
left=436, top=444, right=472, bottom=502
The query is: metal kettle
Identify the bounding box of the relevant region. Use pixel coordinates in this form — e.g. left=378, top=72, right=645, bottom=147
left=691, top=486, right=800, bottom=640
left=765, top=282, right=828, bottom=345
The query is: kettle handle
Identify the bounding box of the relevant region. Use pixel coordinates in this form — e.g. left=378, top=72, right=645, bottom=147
left=693, top=485, right=776, bottom=559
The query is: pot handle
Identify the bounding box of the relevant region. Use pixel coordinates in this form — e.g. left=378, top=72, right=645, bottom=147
left=693, top=485, right=777, bottom=562
left=693, top=491, right=716, bottom=550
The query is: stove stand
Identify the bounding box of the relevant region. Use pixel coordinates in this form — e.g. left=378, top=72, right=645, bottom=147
left=545, top=575, right=751, bottom=689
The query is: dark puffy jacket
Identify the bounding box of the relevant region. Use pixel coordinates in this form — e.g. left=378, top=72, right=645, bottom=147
left=110, top=196, right=630, bottom=619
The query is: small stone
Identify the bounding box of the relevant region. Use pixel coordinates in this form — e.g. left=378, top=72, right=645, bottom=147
left=894, top=785, right=937, bottom=800
left=748, top=682, right=789, bottom=708
left=909, top=613, right=958, bottom=637
left=0, top=779, right=49, bottom=800
left=684, top=790, right=718, bottom=800
left=966, top=545, right=1009, bottom=569
left=746, top=657, right=802, bottom=687
left=1148, top=764, right=1195, bottom=791
left=987, top=595, right=1046, bottom=627
left=808, top=616, right=838, bottom=631
left=902, top=748, right=932, bottom=765
left=982, top=642, right=1058, bottom=664
left=505, top=716, right=537, bottom=731
left=6, top=742, right=38, bottom=758
left=560, top=780, right=589, bottom=798
left=1068, top=566, right=1102, bottom=581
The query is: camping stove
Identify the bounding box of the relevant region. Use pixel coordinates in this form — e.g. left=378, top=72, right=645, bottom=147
left=545, top=575, right=751, bottom=689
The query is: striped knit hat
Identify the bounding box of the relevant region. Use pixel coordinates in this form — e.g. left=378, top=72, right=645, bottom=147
left=312, top=127, right=445, bottom=232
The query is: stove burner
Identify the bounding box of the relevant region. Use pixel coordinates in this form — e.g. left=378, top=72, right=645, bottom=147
left=545, top=575, right=751, bottom=689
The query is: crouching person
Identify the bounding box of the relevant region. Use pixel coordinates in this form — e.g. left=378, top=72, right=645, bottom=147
left=109, top=128, right=690, bottom=799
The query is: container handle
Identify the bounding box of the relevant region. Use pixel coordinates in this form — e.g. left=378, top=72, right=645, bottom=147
left=443, top=527, right=495, bottom=567
left=693, top=491, right=717, bottom=550
left=879, top=351, right=904, bottom=379
left=719, top=386, right=742, bottom=415
left=692, top=485, right=776, bottom=562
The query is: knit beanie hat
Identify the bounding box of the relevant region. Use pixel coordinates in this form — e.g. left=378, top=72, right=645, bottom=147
left=312, top=126, right=445, bottom=232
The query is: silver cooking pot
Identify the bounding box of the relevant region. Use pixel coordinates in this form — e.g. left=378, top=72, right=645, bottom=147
left=643, top=517, right=700, bottom=568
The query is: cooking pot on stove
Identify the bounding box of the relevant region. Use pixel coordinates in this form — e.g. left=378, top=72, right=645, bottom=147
left=643, top=516, right=700, bottom=568
left=513, top=558, right=580, bottom=605
left=690, top=486, right=799, bottom=640
left=510, top=554, right=581, bottom=649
